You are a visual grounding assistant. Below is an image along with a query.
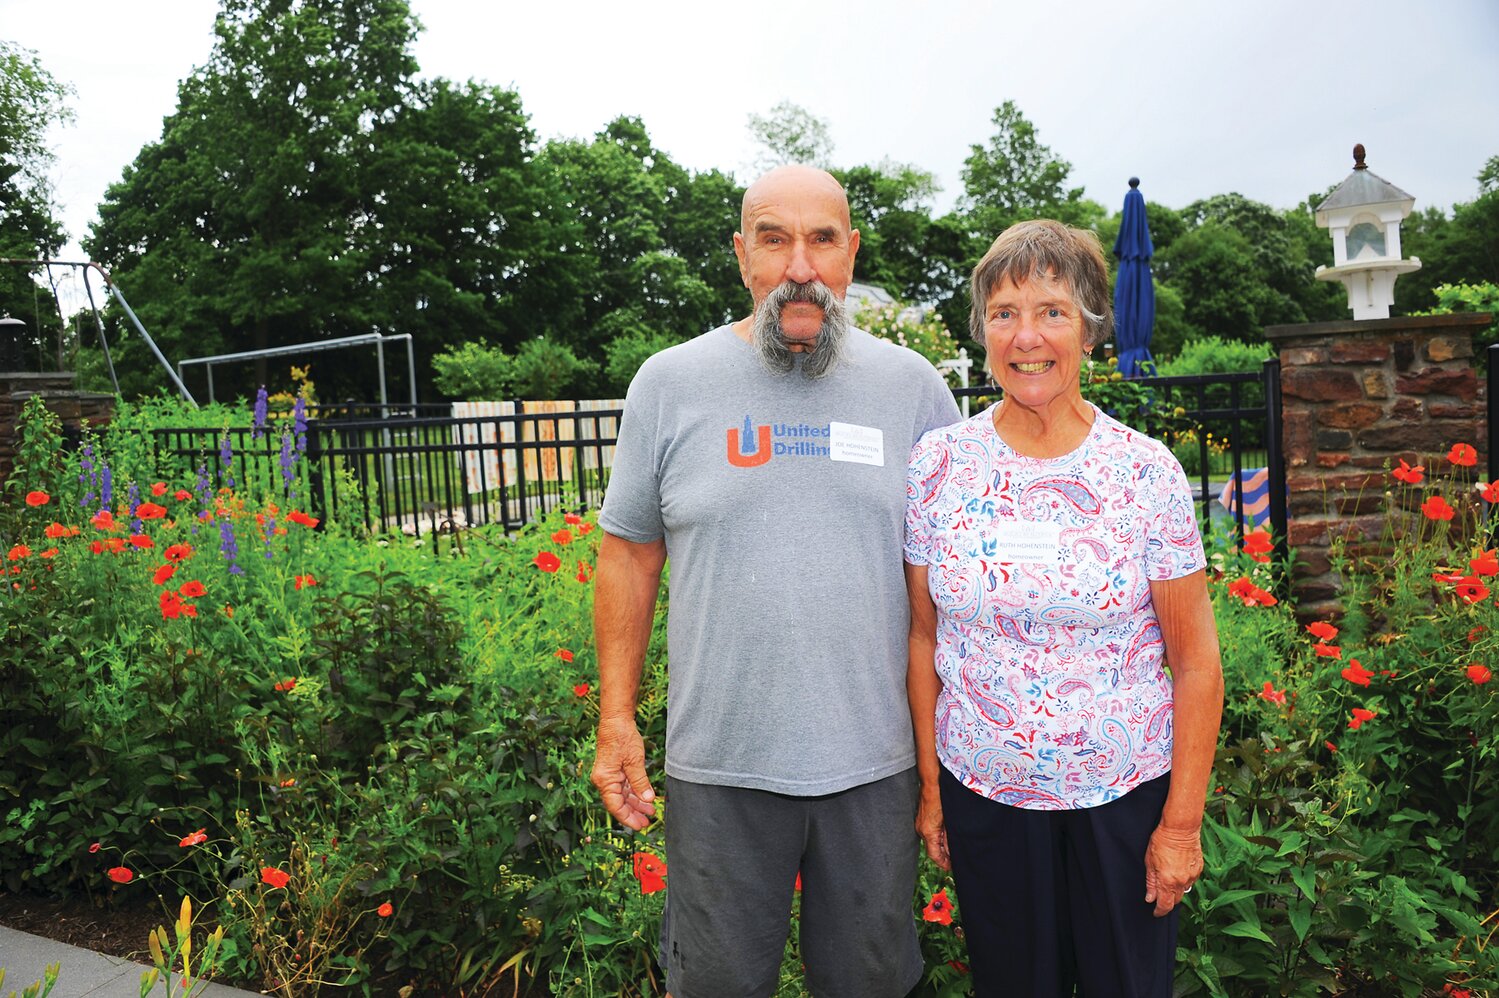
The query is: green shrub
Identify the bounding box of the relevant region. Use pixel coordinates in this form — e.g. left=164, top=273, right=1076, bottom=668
left=1155, top=335, right=1274, bottom=377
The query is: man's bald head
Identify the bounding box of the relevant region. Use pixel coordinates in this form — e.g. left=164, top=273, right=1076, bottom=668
left=740, top=165, right=852, bottom=235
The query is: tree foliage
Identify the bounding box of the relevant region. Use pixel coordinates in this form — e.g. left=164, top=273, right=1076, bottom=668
left=746, top=100, right=834, bottom=172
left=0, top=42, right=72, bottom=363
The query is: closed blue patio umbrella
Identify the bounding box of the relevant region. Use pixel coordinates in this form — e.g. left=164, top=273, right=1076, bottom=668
left=1112, top=178, right=1156, bottom=378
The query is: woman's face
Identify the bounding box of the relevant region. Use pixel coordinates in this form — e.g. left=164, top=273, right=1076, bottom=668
left=982, top=272, right=1088, bottom=411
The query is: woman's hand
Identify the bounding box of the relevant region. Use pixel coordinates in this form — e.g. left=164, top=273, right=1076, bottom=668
left=916, top=783, right=950, bottom=871
left=1144, top=821, right=1203, bottom=917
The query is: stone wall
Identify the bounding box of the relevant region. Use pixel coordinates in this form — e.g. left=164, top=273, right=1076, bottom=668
left=0, top=372, right=115, bottom=485
left=1264, top=312, right=1493, bottom=617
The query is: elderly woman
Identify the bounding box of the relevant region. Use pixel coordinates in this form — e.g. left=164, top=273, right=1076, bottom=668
left=904, top=219, right=1223, bottom=997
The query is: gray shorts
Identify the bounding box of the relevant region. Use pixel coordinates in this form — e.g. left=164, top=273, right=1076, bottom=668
left=660, top=768, right=923, bottom=998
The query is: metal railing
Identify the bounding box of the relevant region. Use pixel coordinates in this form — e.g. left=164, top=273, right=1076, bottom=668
left=142, top=365, right=1284, bottom=544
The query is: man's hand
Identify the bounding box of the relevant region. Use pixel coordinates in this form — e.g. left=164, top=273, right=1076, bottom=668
left=591, top=715, right=657, bottom=831
left=1143, top=821, right=1203, bottom=917
left=916, top=784, right=949, bottom=871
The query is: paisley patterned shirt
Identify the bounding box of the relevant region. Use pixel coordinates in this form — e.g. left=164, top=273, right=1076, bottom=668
left=904, top=403, right=1205, bottom=810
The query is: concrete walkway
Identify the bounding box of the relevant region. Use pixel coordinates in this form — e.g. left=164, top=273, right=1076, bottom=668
left=0, top=926, right=264, bottom=997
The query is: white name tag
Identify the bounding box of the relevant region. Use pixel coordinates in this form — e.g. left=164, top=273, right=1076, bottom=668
left=828, top=421, right=884, bottom=466
left=986, top=519, right=1063, bottom=564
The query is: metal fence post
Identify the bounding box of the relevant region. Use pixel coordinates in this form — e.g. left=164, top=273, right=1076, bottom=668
left=1262, top=357, right=1289, bottom=568
left=305, top=418, right=326, bottom=525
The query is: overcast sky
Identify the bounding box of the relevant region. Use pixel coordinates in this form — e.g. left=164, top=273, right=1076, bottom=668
left=4, top=0, right=1497, bottom=269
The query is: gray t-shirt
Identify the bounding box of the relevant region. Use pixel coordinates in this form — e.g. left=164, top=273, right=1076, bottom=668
left=600, top=324, right=961, bottom=794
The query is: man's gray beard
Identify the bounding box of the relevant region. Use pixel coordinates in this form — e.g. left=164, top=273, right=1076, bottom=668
left=751, top=281, right=849, bottom=379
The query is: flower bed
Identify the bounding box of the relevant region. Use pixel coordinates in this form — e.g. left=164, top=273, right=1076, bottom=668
left=1, top=396, right=1496, bottom=996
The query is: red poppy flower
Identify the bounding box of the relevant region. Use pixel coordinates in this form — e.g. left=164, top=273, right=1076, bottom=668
left=377, top=902, right=394, bottom=918
left=533, top=551, right=561, bottom=573
left=294, top=574, right=318, bottom=590
left=279, top=778, right=295, bottom=788
left=260, top=867, right=291, bottom=889
left=1242, top=529, right=1273, bottom=563
left=224, top=605, right=234, bottom=618
left=1313, top=643, right=1342, bottom=660
left=7, top=545, right=30, bottom=561
left=107, top=866, right=134, bottom=883
left=556, top=648, right=574, bottom=662
left=1257, top=681, right=1286, bottom=704
left=1470, top=550, right=1499, bottom=577
left=179, top=580, right=206, bottom=598
left=1340, top=659, right=1374, bottom=687
left=150, top=482, right=168, bottom=497
left=286, top=510, right=319, bottom=528
left=1324, top=741, right=1337, bottom=753
left=1422, top=495, right=1455, bottom=521
left=1391, top=460, right=1425, bottom=485
left=1449, top=443, right=1478, bottom=467
left=632, top=852, right=667, bottom=894
left=552, top=529, right=574, bottom=546
left=43, top=522, right=73, bottom=539
left=1347, top=707, right=1377, bottom=731
left=91, top=510, right=115, bottom=531
left=163, top=543, right=193, bottom=562
left=923, top=889, right=954, bottom=925
left=128, top=534, right=153, bottom=549
left=1455, top=577, right=1491, bottom=604
left=1482, top=480, right=1499, bottom=504
left=579, top=522, right=594, bottom=535
left=274, top=678, right=297, bottom=692
left=159, top=590, right=185, bottom=620
left=153, top=564, right=178, bottom=585
left=576, top=561, right=592, bottom=583
left=39, top=547, right=57, bottom=558
left=174, top=489, right=191, bottom=502
left=89, top=842, right=101, bottom=853
left=24, top=490, right=49, bottom=506
left=179, top=828, right=208, bottom=848
left=1306, top=620, right=1339, bottom=641
left=1468, top=664, right=1492, bottom=685
left=136, top=502, right=167, bottom=520
left=1468, top=626, right=1487, bottom=644
left=564, top=513, right=583, bottom=526
left=573, top=682, right=591, bottom=697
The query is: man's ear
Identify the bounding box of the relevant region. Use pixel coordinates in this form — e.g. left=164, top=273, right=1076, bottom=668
left=733, top=231, right=750, bottom=288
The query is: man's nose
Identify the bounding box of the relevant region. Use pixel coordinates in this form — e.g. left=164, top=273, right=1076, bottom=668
left=786, top=240, right=817, bottom=284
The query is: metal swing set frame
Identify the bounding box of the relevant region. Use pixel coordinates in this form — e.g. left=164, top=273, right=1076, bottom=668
left=2, top=258, right=416, bottom=411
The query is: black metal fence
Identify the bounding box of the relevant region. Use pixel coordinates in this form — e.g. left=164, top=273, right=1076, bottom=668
left=142, top=365, right=1284, bottom=543
left=148, top=404, right=621, bottom=536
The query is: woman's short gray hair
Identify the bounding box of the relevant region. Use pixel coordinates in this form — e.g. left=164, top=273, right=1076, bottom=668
left=968, top=219, right=1113, bottom=349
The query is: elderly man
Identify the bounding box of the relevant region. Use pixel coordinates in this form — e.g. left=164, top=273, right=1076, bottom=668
left=591, top=164, right=960, bottom=998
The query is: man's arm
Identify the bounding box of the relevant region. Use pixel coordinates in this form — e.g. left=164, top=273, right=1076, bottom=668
left=1143, top=569, right=1224, bottom=916
left=590, top=529, right=668, bottom=831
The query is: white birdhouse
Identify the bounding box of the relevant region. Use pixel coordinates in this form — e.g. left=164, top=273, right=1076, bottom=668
left=1313, top=144, right=1421, bottom=320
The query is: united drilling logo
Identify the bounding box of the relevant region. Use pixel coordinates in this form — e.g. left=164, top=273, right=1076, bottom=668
left=726, top=416, right=830, bottom=467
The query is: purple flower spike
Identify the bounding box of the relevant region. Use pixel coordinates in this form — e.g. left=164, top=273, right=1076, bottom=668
left=252, top=387, right=269, bottom=440
left=219, top=434, right=236, bottom=490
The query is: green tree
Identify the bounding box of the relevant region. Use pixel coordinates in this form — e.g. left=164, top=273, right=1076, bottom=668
left=87, top=0, right=422, bottom=397
left=959, top=101, right=1100, bottom=234
left=0, top=42, right=72, bottom=366
left=746, top=100, right=834, bottom=172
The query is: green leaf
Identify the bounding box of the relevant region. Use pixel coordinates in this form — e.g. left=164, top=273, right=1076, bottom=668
left=1222, top=920, right=1273, bottom=944
left=1290, top=865, right=1317, bottom=901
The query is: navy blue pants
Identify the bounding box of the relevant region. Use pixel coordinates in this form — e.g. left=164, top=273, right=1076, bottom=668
left=939, top=768, right=1177, bottom=998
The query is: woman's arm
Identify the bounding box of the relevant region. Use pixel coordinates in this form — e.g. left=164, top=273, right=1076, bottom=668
left=1144, top=568, right=1224, bottom=916
left=905, top=562, right=950, bottom=871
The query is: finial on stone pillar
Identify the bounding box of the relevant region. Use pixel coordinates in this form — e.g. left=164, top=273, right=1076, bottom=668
left=1128, top=177, right=1139, bottom=189
left=1353, top=144, right=1367, bottom=170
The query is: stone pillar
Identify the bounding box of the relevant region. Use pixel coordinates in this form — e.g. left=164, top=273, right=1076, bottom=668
left=0, top=372, right=116, bottom=485
left=1264, top=312, right=1493, bottom=617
